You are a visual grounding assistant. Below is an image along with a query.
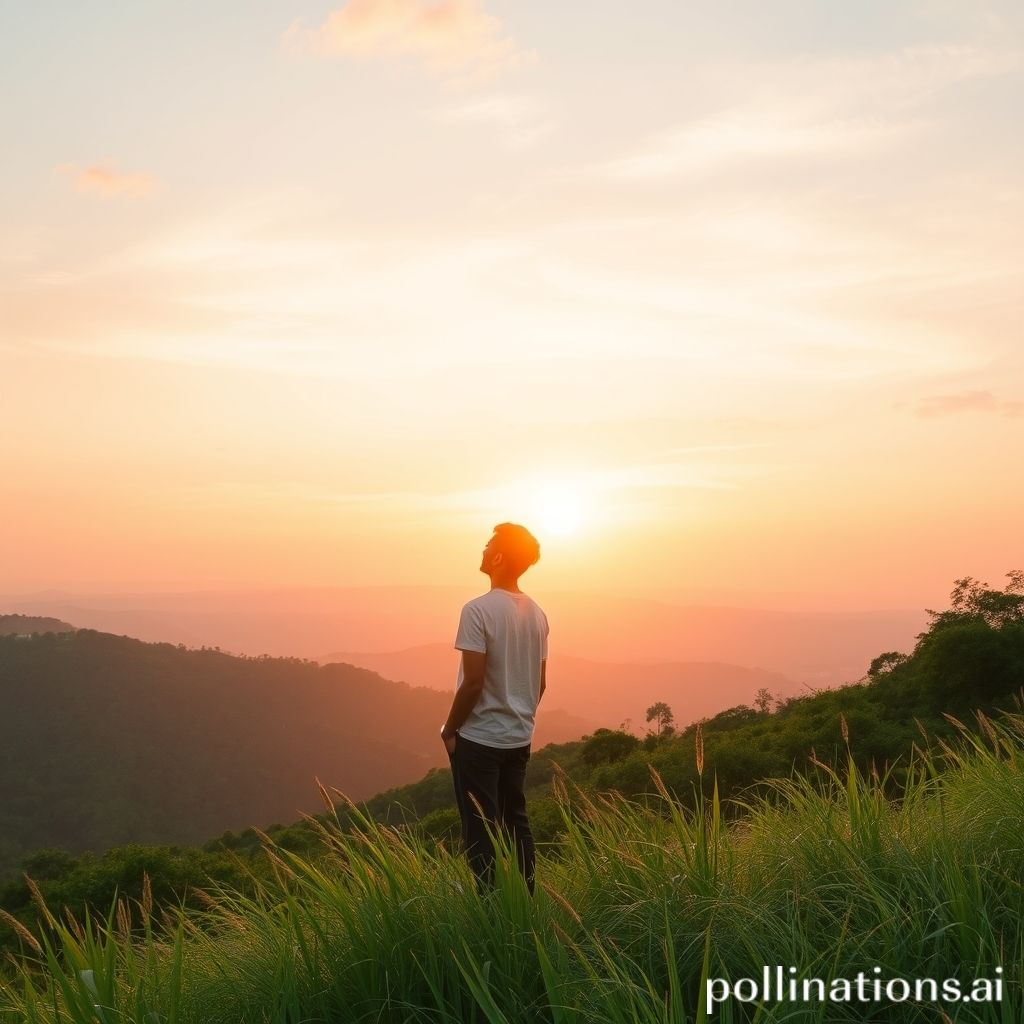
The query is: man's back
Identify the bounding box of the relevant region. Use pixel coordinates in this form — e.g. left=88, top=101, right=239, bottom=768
left=454, top=589, right=549, bottom=748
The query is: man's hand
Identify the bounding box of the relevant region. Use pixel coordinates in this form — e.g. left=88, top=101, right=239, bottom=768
left=441, top=650, right=486, bottom=755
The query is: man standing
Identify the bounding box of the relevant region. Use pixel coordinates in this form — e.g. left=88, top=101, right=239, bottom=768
left=441, top=522, right=549, bottom=896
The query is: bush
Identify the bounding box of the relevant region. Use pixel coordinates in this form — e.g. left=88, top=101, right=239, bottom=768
left=580, top=729, right=640, bottom=768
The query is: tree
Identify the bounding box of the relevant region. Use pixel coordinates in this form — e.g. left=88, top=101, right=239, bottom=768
left=922, top=572, right=1024, bottom=636
left=867, top=652, right=909, bottom=679
left=581, top=729, right=641, bottom=767
left=911, top=620, right=1024, bottom=711
left=872, top=572, right=1024, bottom=713
left=753, top=688, right=774, bottom=714
left=645, top=702, right=674, bottom=737
left=706, top=704, right=760, bottom=730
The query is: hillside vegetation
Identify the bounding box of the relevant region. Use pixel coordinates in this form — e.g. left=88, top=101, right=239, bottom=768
left=1, top=573, right=1022, bottom=1016
left=0, top=632, right=455, bottom=878
left=1, top=708, right=1021, bottom=1021
left=0, top=615, right=74, bottom=638
left=0, top=627, right=596, bottom=881
left=322, top=573, right=1024, bottom=843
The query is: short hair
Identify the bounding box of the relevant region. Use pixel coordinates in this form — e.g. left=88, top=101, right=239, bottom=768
left=491, top=522, right=541, bottom=576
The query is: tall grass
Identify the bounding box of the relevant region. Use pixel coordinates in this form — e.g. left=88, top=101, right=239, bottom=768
left=2, top=714, right=1022, bottom=1023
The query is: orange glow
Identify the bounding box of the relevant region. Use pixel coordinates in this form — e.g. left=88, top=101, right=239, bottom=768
left=526, top=481, right=585, bottom=537
left=0, top=4, right=1020, bottom=628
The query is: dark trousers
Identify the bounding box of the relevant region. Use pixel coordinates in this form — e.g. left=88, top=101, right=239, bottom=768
left=448, top=733, right=536, bottom=896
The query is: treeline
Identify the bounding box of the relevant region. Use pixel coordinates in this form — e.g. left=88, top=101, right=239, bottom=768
left=0, top=615, right=74, bottom=637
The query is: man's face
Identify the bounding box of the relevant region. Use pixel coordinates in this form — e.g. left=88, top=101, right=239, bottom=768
left=479, top=535, right=501, bottom=574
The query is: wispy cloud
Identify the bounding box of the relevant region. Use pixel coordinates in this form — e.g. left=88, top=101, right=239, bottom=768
left=913, top=390, right=1022, bottom=418
left=56, top=163, right=158, bottom=197
left=284, top=0, right=530, bottom=82
left=160, top=447, right=752, bottom=525
left=313, top=449, right=752, bottom=513
left=432, top=93, right=553, bottom=149
left=602, top=45, right=1019, bottom=180
left=604, top=111, right=899, bottom=180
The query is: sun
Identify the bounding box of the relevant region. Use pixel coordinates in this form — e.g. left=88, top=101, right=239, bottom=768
left=527, top=481, right=586, bottom=537
left=494, top=471, right=598, bottom=541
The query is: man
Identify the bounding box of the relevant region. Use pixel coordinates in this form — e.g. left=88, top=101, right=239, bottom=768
left=441, top=522, right=549, bottom=896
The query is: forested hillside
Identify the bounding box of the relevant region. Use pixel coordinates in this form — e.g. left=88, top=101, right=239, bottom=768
left=0, top=631, right=459, bottom=877
left=0, top=615, right=74, bottom=637
left=0, top=630, right=567, bottom=878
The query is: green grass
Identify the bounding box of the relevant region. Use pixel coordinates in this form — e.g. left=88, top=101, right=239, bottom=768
left=2, top=713, right=1022, bottom=1023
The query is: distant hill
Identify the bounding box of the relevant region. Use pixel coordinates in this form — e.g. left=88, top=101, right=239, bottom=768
left=321, top=643, right=795, bottom=730
left=0, top=586, right=928, bottom=685
left=0, top=614, right=75, bottom=637
left=0, top=629, right=591, bottom=880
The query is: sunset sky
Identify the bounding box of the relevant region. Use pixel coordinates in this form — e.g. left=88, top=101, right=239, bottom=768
left=2, top=1, right=1022, bottom=611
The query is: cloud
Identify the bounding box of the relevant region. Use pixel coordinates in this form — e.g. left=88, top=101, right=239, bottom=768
left=913, top=390, right=1023, bottom=418
left=284, top=0, right=528, bottom=81
left=432, top=93, right=553, bottom=148
left=602, top=45, right=1020, bottom=181
left=604, top=111, right=898, bottom=180
left=316, top=448, right=751, bottom=512
left=56, top=163, right=157, bottom=198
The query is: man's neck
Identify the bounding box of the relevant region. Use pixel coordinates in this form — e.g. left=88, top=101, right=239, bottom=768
left=489, top=579, right=523, bottom=594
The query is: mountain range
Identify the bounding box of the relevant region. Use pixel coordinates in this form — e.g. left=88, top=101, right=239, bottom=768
left=322, top=643, right=794, bottom=730
left=1, top=586, right=927, bottom=684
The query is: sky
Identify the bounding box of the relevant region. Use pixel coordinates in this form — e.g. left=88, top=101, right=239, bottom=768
left=1, top=0, right=1022, bottom=611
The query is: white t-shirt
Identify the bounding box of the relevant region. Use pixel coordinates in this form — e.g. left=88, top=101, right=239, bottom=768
left=453, top=588, right=549, bottom=748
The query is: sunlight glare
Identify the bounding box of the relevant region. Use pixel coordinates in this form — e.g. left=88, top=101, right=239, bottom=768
left=527, top=481, right=586, bottom=537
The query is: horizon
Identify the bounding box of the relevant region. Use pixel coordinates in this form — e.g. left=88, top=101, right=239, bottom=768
left=0, top=577, right=946, bottom=611
left=0, top=582, right=933, bottom=689
left=2, top=2, right=1022, bottom=614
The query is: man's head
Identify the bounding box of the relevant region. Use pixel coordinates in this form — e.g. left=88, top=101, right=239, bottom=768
left=480, top=522, right=541, bottom=580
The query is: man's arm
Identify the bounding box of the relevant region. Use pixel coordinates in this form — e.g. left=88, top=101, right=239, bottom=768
left=539, top=659, right=546, bottom=704
left=442, top=650, right=487, bottom=736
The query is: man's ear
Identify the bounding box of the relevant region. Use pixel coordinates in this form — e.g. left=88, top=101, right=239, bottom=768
left=493, top=552, right=504, bottom=565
